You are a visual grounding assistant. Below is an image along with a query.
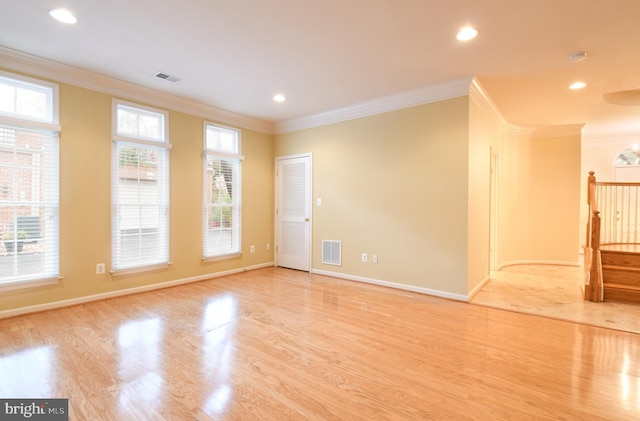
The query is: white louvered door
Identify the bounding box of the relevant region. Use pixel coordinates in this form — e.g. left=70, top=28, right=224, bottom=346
left=276, top=155, right=311, bottom=271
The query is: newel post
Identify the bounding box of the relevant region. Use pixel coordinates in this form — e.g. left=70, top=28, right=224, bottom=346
left=584, top=171, right=603, bottom=302
left=587, top=210, right=603, bottom=301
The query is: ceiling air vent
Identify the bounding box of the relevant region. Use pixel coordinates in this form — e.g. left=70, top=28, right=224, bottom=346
left=154, top=72, right=181, bottom=83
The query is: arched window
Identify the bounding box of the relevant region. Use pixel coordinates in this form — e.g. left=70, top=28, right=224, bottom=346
left=615, top=146, right=640, bottom=166
left=614, top=146, right=640, bottom=181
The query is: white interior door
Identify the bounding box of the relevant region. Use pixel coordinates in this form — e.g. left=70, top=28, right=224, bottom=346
left=276, top=154, right=311, bottom=271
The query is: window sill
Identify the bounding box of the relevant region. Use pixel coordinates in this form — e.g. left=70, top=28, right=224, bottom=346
left=111, top=262, right=172, bottom=277
left=0, top=276, right=62, bottom=292
left=202, top=252, right=242, bottom=263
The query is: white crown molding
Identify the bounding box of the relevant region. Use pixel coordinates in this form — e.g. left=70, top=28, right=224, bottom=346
left=470, top=78, right=586, bottom=138
left=469, top=77, right=526, bottom=136
left=0, top=46, right=275, bottom=134
left=275, top=76, right=475, bottom=134
left=469, top=77, right=508, bottom=125
left=522, top=124, right=585, bottom=138
left=501, top=122, right=584, bottom=138
left=3, top=46, right=587, bottom=138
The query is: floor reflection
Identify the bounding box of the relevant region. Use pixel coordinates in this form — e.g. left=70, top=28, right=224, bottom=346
left=201, top=294, right=237, bottom=417
left=203, top=384, right=232, bottom=415
left=0, top=345, right=55, bottom=397
left=620, top=350, right=640, bottom=411
left=117, top=317, right=164, bottom=412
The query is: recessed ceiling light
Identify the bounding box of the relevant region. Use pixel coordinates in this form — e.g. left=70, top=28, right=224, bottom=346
left=49, top=8, right=77, bottom=24
left=456, top=26, right=478, bottom=41
left=569, top=81, right=587, bottom=90
left=273, top=94, right=286, bottom=103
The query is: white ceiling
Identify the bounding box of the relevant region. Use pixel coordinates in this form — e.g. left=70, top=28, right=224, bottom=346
left=2, top=0, right=640, bottom=137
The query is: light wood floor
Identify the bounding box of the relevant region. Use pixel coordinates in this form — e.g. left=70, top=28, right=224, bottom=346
left=1, top=267, right=639, bottom=420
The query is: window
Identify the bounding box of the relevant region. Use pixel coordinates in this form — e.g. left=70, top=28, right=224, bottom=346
left=616, top=146, right=640, bottom=166
left=0, top=72, right=59, bottom=288
left=112, top=100, right=170, bottom=272
left=203, top=123, right=242, bottom=259
left=0, top=74, right=56, bottom=124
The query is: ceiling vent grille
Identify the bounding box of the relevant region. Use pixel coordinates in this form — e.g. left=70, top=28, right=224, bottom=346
left=322, top=240, right=341, bottom=266
left=154, top=72, right=181, bottom=83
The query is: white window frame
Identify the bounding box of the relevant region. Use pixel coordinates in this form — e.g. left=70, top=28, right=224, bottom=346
left=112, top=99, right=171, bottom=274
left=0, top=71, right=60, bottom=290
left=0, top=70, right=59, bottom=127
left=203, top=122, right=243, bottom=260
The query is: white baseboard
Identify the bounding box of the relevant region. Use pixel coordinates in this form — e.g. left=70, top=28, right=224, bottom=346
left=468, top=275, right=491, bottom=301
left=0, top=262, right=274, bottom=320
left=311, top=269, right=469, bottom=302
left=497, top=259, right=580, bottom=271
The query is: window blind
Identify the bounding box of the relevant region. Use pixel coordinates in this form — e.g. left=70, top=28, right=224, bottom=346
left=203, top=124, right=242, bottom=258
left=0, top=124, right=59, bottom=285
left=112, top=101, right=170, bottom=272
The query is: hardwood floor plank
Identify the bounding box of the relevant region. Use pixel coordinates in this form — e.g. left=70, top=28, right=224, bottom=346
left=1, top=267, right=639, bottom=420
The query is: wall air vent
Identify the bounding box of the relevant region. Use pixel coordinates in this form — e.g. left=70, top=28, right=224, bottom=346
left=154, top=72, right=181, bottom=83
left=322, top=240, right=342, bottom=266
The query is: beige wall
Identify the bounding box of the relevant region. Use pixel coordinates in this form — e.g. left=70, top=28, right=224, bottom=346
left=468, top=88, right=502, bottom=293
left=581, top=136, right=636, bottom=183
left=0, top=80, right=275, bottom=313
left=275, top=97, right=471, bottom=296
left=1, top=67, right=587, bottom=313
left=468, top=81, right=582, bottom=269
left=499, top=128, right=582, bottom=264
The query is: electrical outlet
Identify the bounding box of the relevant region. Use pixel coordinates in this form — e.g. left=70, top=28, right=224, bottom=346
left=250, top=245, right=256, bottom=253
left=266, top=243, right=270, bottom=250
left=373, top=255, right=378, bottom=264
left=362, top=253, right=368, bottom=262
left=96, top=263, right=105, bottom=274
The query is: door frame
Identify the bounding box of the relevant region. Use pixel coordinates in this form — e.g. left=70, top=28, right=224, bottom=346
left=490, top=148, right=500, bottom=272
left=274, top=153, right=313, bottom=270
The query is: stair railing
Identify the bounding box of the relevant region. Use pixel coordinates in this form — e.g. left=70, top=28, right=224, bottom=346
left=584, top=171, right=640, bottom=301
left=595, top=181, right=640, bottom=244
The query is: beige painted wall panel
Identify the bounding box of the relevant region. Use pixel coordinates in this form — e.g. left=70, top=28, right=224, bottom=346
left=530, top=135, right=581, bottom=261
left=499, top=131, right=581, bottom=264
left=581, top=138, right=636, bottom=183
left=498, top=131, right=531, bottom=264
left=276, top=98, right=470, bottom=295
